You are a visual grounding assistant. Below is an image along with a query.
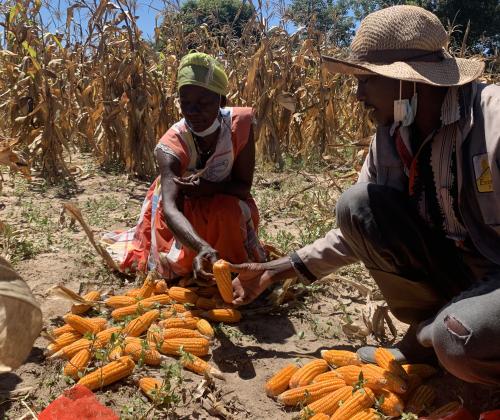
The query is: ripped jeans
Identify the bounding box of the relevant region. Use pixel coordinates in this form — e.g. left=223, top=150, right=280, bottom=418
left=336, top=183, right=500, bottom=385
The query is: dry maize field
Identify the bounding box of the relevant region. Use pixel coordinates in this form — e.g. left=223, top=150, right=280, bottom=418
left=1, top=0, right=500, bottom=419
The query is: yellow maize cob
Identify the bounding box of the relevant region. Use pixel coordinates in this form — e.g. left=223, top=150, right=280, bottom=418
left=402, top=374, right=423, bottom=402
left=138, top=377, right=164, bottom=401
left=104, top=295, right=137, bottom=308
left=265, top=364, right=299, bottom=397
left=63, top=314, right=106, bottom=335
left=168, top=286, right=198, bottom=304
left=160, top=337, right=209, bottom=357
left=196, top=319, right=214, bottom=338
left=309, top=414, right=330, bottom=420
left=111, top=294, right=171, bottom=320
left=360, top=364, right=407, bottom=393
left=147, top=324, right=163, bottom=347
left=374, top=348, right=408, bottom=379
left=301, top=385, right=353, bottom=417
left=154, top=280, right=168, bottom=294
left=63, top=348, right=91, bottom=379
left=401, top=363, right=438, bottom=379
left=278, top=379, right=346, bottom=406
left=47, top=331, right=82, bottom=354
left=203, top=308, right=241, bottom=323
left=331, top=365, right=362, bottom=385
left=427, top=401, right=462, bottom=418
left=122, top=309, right=159, bottom=337
left=108, top=345, right=123, bottom=361
left=196, top=285, right=219, bottom=298
left=51, top=323, right=78, bottom=337
left=195, top=296, right=217, bottom=310
left=331, top=387, right=375, bottom=420
left=289, top=359, right=329, bottom=388
left=405, top=384, right=436, bottom=415
left=71, top=291, right=101, bottom=315
left=163, top=328, right=203, bottom=339
left=350, top=408, right=380, bottom=420
left=126, top=288, right=141, bottom=297
left=159, top=317, right=199, bottom=330
left=312, top=371, right=339, bottom=384
left=124, top=336, right=143, bottom=346
left=180, top=354, right=224, bottom=379
left=96, top=326, right=123, bottom=344
left=77, top=356, right=135, bottom=391
left=376, top=389, right=404, bottom=417
left=212, top=259, right=233, bottom=304
left=135, top=272, right=158, bottom=299
left=321, top=350, right=362, bottom=367
left=124, top=341, right=163, bottom=366
left=161, top=304, right=191, bottom=319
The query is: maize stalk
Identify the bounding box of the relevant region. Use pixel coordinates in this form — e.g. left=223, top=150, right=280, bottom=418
left=77, top=356, right=135, bottom=390
left=278, top=379, right=346, bottom=406
left=350, top=408, right=380, bottom=420
left=289, top=359, right=329, bottom=388
left=321, top=350, right=362, bottom=367
left=122, top=309, right=159, bottom=337
left=47, top=331, right=82, bottom=354
left=139, top=377, right=164, bottom=401
left=180, top=354, right=224, bottom=379
left=331, top=387, right=375, bottom=420
left=405, top=384, right=436, bottom=415
left=301, top=385, right=353, bottom=417
left=401, top=363, right=438, bottom=379
left=168, top=287, right=198, bottom=304
left=203, top=308, right=241, bottom=323
left=265, top=364, right=299, bottom=397
left=212, top=259, right=233, bottom=304
left=360, top=364, right=407, bottom=393
left=124, top=341, right=163, bottom=366
left=159, top=317, right=199, bottom=330
left=71, top=291, right=101, bottom=315
left=160, top=337, right=210, bottom=357
left=196, top=319, right=214, bottom=338
left=63, top=314, right=107, bottom=334
left=376, top=389, right=404, bottom=417
left=63, top=348, right=91, bottom=379
left=374, top=348, right=408, bottom=379
left=105, top=295, right=137, bottom=309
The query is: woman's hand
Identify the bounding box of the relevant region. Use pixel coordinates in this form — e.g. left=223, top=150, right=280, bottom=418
left=173, top=176, right=218, bottom=198
left=193, top=245, right=219, bottom=285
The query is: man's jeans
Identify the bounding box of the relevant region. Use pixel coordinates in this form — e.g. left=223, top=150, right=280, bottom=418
left=336, top=182, right=500, bottom=385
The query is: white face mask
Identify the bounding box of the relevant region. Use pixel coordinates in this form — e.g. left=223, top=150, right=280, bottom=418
left=186, top=113, right=221, bottom=137
left=394, top=81, right=418, bottom=127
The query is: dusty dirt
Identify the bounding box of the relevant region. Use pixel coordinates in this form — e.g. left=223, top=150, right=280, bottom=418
left=0, top=157, right=499, bottom=419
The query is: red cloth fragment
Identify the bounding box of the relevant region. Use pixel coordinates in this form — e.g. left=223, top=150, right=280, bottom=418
left=38, top=385, right=119, bottom=420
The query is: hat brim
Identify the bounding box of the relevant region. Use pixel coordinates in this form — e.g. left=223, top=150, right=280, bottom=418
left=322, top=55, right=484, bottom=87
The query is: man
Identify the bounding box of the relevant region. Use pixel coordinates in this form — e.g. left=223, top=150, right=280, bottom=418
left=231, top=5, right=500, bottom=386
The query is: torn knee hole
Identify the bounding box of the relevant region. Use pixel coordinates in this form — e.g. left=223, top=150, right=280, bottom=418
left=444, top=315, right=471, bottom=340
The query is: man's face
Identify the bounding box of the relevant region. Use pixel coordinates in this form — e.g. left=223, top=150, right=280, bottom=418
left=355, top=75, right=413, bottom=126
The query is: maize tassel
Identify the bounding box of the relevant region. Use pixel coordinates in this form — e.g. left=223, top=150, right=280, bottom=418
left=321, top=350, right=362, bottom=367
left=71, top=291, right=101, bottom=315
left=139, top=377, right=164, bottom=401
left=160, top=337, right=210, bottom=357
left=374, top=347, right=408, bottom=379
left=289, top=359, right=329, bottom=388
left=63, top=348, right=91, bottom=379
left=278, top=379, right=346, bottom=406
left=360, top=364, right=407, bottom=393
left=180, top=354, right=224, bottom=379
left=196, top=319, right=215, bottom=338
left=203, top=308, right=241, bottom=323
left=212, top=259, right=233, bottom=304
left=376, top=389, right=404, bottom=417
left=159, top=317, right=199, bottom=330
left=104, top=295, right=137, bottom=309
left=63, top=314, right=106, bottom=335
left=46, top=331, right=82, bottom=354
left=77, top=356, right=135, bottom=391
left=401, top=363, right=438, bottom=379
left=124, top=341, right=163, bottom=366
left=331, top=365, right=362, bottom=385
left=405, top=384, right=436, bottom=415
left=265, top=364, right=299, bottom=397
left=122, top=309, right=159, bottom=337
left=350, top=408, right=380, bottom=420
left=168, top=286, right=198, bottom=304
left=331, top=387, right=375, bottom=420
left=301, top=385, right=353, bottom=417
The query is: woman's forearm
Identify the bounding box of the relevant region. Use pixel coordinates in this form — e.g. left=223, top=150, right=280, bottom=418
left=163, top=204, right=210, bottom=253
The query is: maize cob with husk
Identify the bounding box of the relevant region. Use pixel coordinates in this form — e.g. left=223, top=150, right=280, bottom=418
left=265, top=364, right=299, bottom=397
left=332, top=365, right=362, bottom=384
left=376, top=389, right=404, bottom=417
left=154, top=280, right=168, bottom=294
left=168, top=286, right=198, bottom=304
left=104, top=295, right=137, bottom=309
left=160, top=337, right=210, bottom=357
left=427, top=401, right=462, bottom=418
left=196, top=296, right=217, bottom=310
left=63, top=348, right=91, bottom=379
left=402, top=373, right=423, bottom=401
left=124, top=341, right=163, bottom=366
left=301, top=385, right=353, bottom=417
left=308, top=414, right=330, bottom=420
left=71, top=291, right=101, bottom=315
left=350, top=408, right=380, bottom=420
left=138, top=377, right=165, bottom=401
left=278, top=379, right=346, bottom=406
left=51, top=323, right=78, bottom=337
left=135, top=271, right=159, bottom=299
left=360, top=364, right=407, bottom=393
left=196, top=285, right=219, bottom=298
left=331, top=387, right=375, bottom=420
left=46, top=331, right=82, bottom=354
left=159, top=316, right=199, bottom=330
left=212, top=259, right=233, bottom=304
left=203, top=308, right=241, bottom=323
left=289, top=359, right=329, bottom=388
left=77, top=356, right=135, bottom=391
left=122, top=309, right=159, bottom=337
left=321, top=349, right=362, bottom=367
left=312, top=371, right=339, bottom=384
left=374, top=347, right=408, bottom=380
left=196, top=319, right=214, bottom=338
left=63, top=314, right=107, bottom=334
left=163, top=328, right=203, bottom=339
left=111, top=294, right=171, bottom=320
left=108, top=345, right=123, bottom=361
left=401, top=363, right=438, bottom=379
left=180, top=353, right=224, bottom=379
left=405, top=384, right=436, bottom=414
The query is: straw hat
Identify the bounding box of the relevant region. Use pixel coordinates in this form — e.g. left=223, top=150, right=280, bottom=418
left=323, top=5, right=484, bottom=86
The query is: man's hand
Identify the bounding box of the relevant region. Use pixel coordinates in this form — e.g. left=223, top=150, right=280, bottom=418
left=173, top=176, right=218, bottom=198
left=230, top=262, right=282, bottom=306
left=193, top=245, right=218, bottom=285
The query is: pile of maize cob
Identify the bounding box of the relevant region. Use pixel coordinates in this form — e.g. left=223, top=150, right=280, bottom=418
left=265, top=348, right=463, bottom=419
left=46, top=261, right=239, bottom=397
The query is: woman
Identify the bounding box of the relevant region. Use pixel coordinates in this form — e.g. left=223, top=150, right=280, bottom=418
left=104, top=52, right=266, bottom=281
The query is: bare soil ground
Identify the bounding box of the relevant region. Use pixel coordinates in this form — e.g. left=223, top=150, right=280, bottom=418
left=0, top=156, right=499, bottom=419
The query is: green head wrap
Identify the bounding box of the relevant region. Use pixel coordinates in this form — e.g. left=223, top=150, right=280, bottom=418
left=177, top=52, right=229, bottom=96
